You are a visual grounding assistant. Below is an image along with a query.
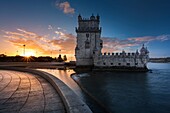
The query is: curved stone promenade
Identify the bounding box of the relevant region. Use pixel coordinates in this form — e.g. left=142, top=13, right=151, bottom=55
left=0, top=66, right=92, bottom=113
left=0, top=70, right=65, bottom=113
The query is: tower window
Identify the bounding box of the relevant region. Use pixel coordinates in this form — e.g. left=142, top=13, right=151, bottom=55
left=111, top=63, right=113, bottom=65
left=118, top=63, right=121, bottom=66
left=103, top=63, right=106, bottom=65
left=85, top=41, right=90, bottom=48
left=86, top=33, right=89, bottom=38
left=100, top=43, right=102, bottom=47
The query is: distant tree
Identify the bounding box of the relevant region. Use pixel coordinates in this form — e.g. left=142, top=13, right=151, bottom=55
left=63, top=55, right=67, bottom=61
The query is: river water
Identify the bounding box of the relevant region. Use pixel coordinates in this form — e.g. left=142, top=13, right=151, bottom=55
left=40, top=63, right=170, bottom=113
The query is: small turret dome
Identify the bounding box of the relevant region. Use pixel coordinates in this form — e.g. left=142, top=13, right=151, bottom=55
left=136, top=49, right=139, bottom=55
left=90, top=14, right=95, bottom=20
left=140, top=44, right=149, bottom=55
left=78, top=14, right=82, bottom=20
left=140, top=44, right=145, bottom=53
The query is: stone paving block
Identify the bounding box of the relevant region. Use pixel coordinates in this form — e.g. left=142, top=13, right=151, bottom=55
left=11, top=92, right=29, bottom=98
left=13, top=89, right=29, bottom=95
left=0, top=110, right=19, bottom=113
left=18, top=83, right=30, bottom=87
left=0, top=77, right=11, bottom=90
left=44, top=88, right=58, bottom=95
left=45, top=109, right=66, bottom=113
left=5, top=96, right=27, bottom=103
left=0, top=91, right=15, bottom=101
left=19, top=106, right=43, bottom=113
left=29, top=91, right=43, bottom=96
left=19, top=104, right=44, bottom=113
left=69, top=105, right=92, bottom=113
left=0, top=99, right=7, bottom=104
left=26, top=95, right=44, bottom=103
left=30, top=87, right=42, bottom=92
left=45, top=102, right=65, bottom=111
left=46, top=96, right=62, bottom=104
left=17, top=87, right=30, bottom=91
left=0, top=101, right=23, bottom=110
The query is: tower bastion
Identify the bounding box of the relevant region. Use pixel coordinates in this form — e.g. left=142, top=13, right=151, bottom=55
left=75, top=14, right=149, bottom=71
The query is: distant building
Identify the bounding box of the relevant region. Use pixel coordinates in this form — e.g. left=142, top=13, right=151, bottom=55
left=75, top=14, right=149, bottom=70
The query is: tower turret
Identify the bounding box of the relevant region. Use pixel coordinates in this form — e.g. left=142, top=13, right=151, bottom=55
left=136, top=49, right=139, bottom=55
left=140, top=44, right=147, bottom=55
left=90, top=14, right=95, bottom=20
left=78, top=14, right=82, bottom=21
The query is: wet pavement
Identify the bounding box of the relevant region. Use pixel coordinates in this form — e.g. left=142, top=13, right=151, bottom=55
left=0, top=70, right=66, bottom=113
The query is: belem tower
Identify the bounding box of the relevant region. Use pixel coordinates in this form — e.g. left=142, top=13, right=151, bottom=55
left=75, top=14, right=149, bottom=71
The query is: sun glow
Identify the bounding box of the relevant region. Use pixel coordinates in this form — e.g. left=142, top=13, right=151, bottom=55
left=24, top=51, right=36, bottom=57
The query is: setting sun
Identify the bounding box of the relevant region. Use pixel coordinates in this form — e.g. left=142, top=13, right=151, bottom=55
left=24, top=51, right=35, bottom=57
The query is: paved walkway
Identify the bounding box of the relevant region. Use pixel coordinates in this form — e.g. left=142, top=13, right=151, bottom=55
left=0, top=70, right=66, bottom=113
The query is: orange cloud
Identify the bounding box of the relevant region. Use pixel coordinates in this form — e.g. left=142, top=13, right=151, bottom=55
left=56, top=1, right=75, bottom=14
left=3, top=29, right=76, bottom=57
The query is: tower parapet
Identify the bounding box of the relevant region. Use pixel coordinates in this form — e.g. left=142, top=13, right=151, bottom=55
left=76, top=14, right=101, bottom=33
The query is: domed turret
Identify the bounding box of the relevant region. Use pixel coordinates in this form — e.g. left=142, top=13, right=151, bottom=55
left=140, top=44, right=148, bottom=55
left=78, top=14, right=82, bottom=21
left=90, top=14, right=95, bottom=20
left=136, top=49, right=139, bottom=55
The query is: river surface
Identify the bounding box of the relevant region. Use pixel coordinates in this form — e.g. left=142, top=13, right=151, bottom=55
left=39, top=63, right=170, bottom=113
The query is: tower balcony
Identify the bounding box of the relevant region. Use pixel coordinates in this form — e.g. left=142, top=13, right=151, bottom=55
left=75, top=27, right=102, bottom=33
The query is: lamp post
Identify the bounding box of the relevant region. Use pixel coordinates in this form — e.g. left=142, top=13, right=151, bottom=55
left=23, top=45, right=25, bottom=56
left=51, top=51, right=53, bottom=58
left=59, top=49, right=61, bottom=55
left=16, top=50, right=18, bottom=56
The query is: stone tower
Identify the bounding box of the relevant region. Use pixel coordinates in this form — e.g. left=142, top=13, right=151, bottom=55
left=75, top=14, right=103, bottom=66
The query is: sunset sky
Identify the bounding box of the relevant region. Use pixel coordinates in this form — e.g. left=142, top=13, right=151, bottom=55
left=1, top=0, right=170, bottom=60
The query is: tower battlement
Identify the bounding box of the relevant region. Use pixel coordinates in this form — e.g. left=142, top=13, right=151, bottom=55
left=78, top=14, right=100, bottom=21
left=76, top=14, right=101, bottom=33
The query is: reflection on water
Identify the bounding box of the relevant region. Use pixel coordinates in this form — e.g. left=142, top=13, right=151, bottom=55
left=73, top=63, right=170, bottom=113
left=38, top=69, right=84, bottom=97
